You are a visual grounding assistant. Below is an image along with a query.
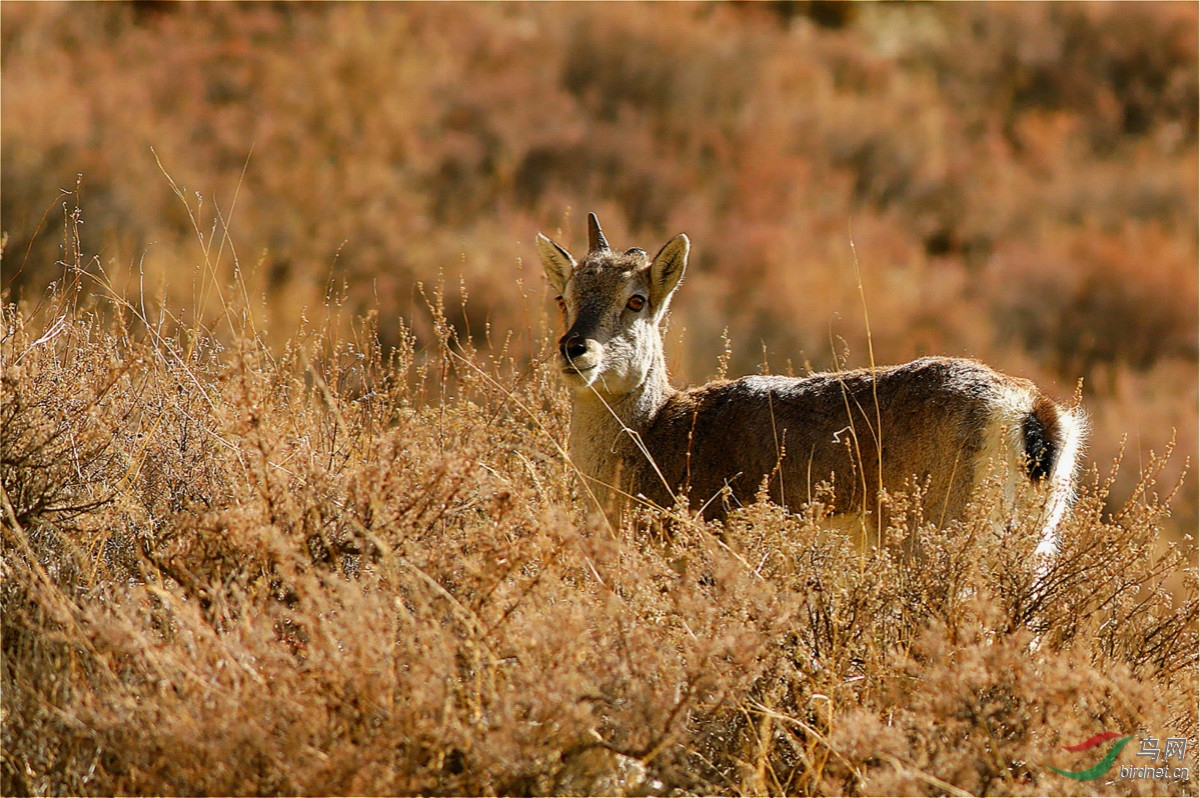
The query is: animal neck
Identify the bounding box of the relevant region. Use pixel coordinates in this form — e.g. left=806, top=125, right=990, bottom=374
left=566, top=354, right=674, bottom=499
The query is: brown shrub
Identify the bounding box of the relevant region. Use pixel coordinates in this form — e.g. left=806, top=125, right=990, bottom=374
left=2, top=240, right=1194, bottom=794
left=3, top=6, right=1196, bottom=790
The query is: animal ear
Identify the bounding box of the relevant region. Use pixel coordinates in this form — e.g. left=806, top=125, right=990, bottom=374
left=537, top=233, right=574, bottom=294
left=648, top=233, right=688, bottom=316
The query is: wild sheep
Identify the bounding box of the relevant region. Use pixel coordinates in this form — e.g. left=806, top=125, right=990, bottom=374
left=538, top=213, right=1086, bottom=553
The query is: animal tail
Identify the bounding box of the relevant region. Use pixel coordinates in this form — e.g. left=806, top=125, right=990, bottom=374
left=1023, top=396, right=1088, bottom=559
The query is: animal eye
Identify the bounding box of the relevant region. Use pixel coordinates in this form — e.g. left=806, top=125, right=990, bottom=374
left=555, top=295, right=566, bottom=310
left=626, top=295, right=646, bottom=312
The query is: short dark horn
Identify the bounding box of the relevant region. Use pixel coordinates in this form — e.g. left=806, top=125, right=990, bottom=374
left=587, top=212, right=610, bottom=252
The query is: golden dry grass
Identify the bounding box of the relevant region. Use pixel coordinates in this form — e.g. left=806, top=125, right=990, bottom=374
left=3, top=2, right=1195, bottom=538
left=2, top=208, right=1195, bottom=794
left=2, top=3, right=1197, bottom=795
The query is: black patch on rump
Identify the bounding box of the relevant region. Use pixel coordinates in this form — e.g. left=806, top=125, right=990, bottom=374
left=1022, top=395, right=1062, bottom=482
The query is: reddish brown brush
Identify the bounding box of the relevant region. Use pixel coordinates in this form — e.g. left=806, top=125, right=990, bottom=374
left=2, top=4, right=1195, bottom=794
left=2, top=226, right=1194, bottom=793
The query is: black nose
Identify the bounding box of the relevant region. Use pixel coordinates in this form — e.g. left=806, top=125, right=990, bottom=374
left=559, top=334, right=588, bottom=361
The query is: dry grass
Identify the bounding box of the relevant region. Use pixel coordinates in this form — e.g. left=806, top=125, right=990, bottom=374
left=2, top=2, right=1196, bottom=536
left=2, top=3, right=1197, bottom=795
left=2, top=207, right=1195, bottom=795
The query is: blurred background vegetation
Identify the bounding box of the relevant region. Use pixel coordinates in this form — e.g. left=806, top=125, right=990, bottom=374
left=2, top=1, right=1196, bottom=536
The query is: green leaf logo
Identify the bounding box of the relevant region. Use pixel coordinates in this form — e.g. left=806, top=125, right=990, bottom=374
left=1049, top=734, right=1134, bottom=781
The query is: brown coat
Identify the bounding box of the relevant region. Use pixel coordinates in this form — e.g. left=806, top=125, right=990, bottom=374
left=637, top=357, right=1061, bottom=525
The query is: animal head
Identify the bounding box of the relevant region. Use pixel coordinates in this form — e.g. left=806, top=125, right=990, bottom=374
left=537, top=213, right=688, bottom=396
